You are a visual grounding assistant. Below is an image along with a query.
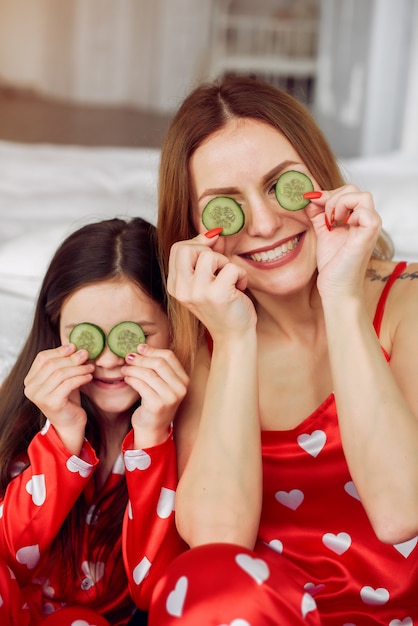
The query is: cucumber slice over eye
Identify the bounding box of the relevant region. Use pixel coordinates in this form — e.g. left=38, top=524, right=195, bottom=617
left=107, top=321, right=146, bottom=358
left=202, top=196, right=245, bottom=236
left=69, top=322, right=106, bottom=360
left=275, top=170, right=314, bottom=211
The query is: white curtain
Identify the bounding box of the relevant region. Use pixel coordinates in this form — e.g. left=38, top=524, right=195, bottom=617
left=0, top=0, right=212, bottom=113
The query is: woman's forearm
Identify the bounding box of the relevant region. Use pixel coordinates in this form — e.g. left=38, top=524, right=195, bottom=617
left=175, top=328, right=262, bottom=549
left=323, top=295, right=418, bottom=543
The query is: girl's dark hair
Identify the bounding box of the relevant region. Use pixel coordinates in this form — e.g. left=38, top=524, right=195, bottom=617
left=0, top=216, right=164, bottom=595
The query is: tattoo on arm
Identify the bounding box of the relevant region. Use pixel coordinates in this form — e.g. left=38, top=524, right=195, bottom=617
left=367, top=268, right=418, bottom=282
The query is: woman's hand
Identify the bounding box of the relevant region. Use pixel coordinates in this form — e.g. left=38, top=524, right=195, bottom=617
left=306, top=185, right=382, bottom=300
left=121, top=345, right=189, bottom=449
left=24, top=344, right=94, bottom=453
left=167, top=232, right=257, bottom=340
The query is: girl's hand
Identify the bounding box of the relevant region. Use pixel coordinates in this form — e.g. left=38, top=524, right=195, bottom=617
left=24, top=344, right=94, bottom=452
left=167, top=232, right=257, bottom=340
left=121, top=345, right=189, bottom=448
left=306, top=185, right=382, bottom=300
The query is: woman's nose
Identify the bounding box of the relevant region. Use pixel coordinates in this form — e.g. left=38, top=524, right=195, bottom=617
left=245, top=197, right=283, bottom=237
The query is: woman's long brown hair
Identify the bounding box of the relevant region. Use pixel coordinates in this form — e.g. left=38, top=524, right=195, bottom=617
left=157, top=75, right=393, bottom=372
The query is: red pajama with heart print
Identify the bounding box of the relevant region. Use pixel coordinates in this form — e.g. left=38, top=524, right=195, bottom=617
left=145, top=390, right=417, bottom=625
left=142, top=262, right=417, bottom=625
left=0, top=422, right=180, bottom=624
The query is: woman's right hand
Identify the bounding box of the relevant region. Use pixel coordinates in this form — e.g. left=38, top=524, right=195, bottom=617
left=24, top=344, right=94, bottom=453
left=167, top=232, right=257, bottom=339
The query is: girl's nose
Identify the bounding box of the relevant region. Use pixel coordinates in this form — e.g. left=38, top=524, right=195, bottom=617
left=94, top=344, right=124, bottom=367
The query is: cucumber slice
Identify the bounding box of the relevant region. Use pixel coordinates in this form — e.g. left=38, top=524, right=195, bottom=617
left=202, top=196, right=245, bottom=236
left=275, top=171, right=314, bottom=211
left=69, top=322, right=106, bottom=360
left=107, top=321, right=146, bottom=358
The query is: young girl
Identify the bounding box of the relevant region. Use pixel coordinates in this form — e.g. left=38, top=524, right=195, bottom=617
left=0, top=217, right=188, bottom=625
left=144, top=76, right=418, bottom=625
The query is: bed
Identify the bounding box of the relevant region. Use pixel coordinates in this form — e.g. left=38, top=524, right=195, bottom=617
left=0, top=140, right=417, bottom=383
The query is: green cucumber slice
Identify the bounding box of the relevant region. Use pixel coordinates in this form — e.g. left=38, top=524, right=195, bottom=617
left=69, top=322, right=106, bottom=360
left=202, top=196, right=245, bottom=236
left=275, top=171, right=314, bottom=211
left=107, top=321, right=146, bottom=358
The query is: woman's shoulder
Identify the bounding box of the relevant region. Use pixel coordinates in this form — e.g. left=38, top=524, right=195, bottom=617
left=366, top=258, right=418, bottom=348
left=366, top=259, right=418, bottom=300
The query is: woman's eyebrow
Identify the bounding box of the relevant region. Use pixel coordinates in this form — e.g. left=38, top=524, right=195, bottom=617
left=198, top=160, right=301, bottom=202
left=198, top=186, right=240, bottom=203
left=261, top=160, right=300, bottom=185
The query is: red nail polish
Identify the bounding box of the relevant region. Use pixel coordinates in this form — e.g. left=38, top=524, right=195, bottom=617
left=342, top=211, right=352, bottom=225
left=324, top=213, right=331, bottom=231
left=126, top=353, right=136, bottom=362
left=205, top=227, right=223, bottom=238
left=303, top=191, right=322, bottom=200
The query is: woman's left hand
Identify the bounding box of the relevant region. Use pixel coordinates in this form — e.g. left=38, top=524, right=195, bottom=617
left=306, top=185, right=382, bottom=300
left=121, top=345, right=189, bottom=448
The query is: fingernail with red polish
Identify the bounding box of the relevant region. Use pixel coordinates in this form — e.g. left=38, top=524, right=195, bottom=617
left=303, top=191, right=322, bottom=200
left=205, top=227, right=223, bottom=238
left=126, top=353, right=136, bottom=362
left=342, top=211, right=352, bottom=225
left=324, top=213, right=331, bottom=231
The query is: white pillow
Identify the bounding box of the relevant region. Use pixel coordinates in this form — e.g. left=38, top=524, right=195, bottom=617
left=0, top=224, right=74, bottom=298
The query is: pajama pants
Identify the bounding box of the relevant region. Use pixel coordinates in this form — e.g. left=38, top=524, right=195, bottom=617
left=148, top=543, right=321, bottom=626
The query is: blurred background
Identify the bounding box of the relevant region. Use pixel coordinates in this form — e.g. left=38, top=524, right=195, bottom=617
left=0, top=0, right=417, bottom=158
left=0, top=0, right=417, bottom=383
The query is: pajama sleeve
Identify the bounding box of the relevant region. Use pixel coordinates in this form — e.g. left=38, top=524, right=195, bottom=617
left=0, top=420, right=98, bottom=585
left=122, top=429, right=187, bottom=610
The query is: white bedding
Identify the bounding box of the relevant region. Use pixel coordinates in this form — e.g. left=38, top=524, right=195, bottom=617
left=0, top=140, right=417, bottom=382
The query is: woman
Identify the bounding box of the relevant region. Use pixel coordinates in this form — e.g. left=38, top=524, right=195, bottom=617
left=0, top=217, right=188, bottom=625
left=149, top=76, right=418, bottom=625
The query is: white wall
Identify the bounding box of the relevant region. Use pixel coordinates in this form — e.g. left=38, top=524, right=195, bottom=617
left=0, top=0, right=212, bottom=113
left=314, top=0, right=416, bottom=157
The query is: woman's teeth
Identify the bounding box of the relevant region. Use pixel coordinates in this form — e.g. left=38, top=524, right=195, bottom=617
left=249, top=235, right=300, bottom=262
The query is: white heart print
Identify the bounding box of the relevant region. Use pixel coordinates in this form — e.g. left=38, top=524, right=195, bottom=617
left=393, top=535, right=417, bottom=558
left=25, top=474, right=46, bottom=506
left=301, top=592, right=317, bottom=618
left=70, top=621, right=94, bottom=626
left=166, top=576, right=188, bottom=617
left=124, top=449, right=151, bottom=472
left=235, top=554, right=269, bottom=585
left=275, top=489, right=304, bottom=510
left=322, top=532, right=351, bottom=555
left=360, top=586, right=389, bottom=605
left=157, top=487, right=176, bottom=519
left=16, top=544, right=41, bottom=569
left=297, top=430, right=326, bottom=457
left=66, top=455, right=92, bottom=478
left=389, top=618, right=413, bottom=626
left=268, top=539, right=283, bottom=554
left=344, top=481, right=361, bottom=501
left=133, top=556, right=152, bottom=585
left=304, top=582, right=326, bottom=596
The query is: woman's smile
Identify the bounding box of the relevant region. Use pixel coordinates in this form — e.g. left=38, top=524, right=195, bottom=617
left=241, top=233, right=304, bottom=266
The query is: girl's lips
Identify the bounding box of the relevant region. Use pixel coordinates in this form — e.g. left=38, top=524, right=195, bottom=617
left=93, top=377, right=127, bottom=389
left=241, top=233, right=304, bottom=265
